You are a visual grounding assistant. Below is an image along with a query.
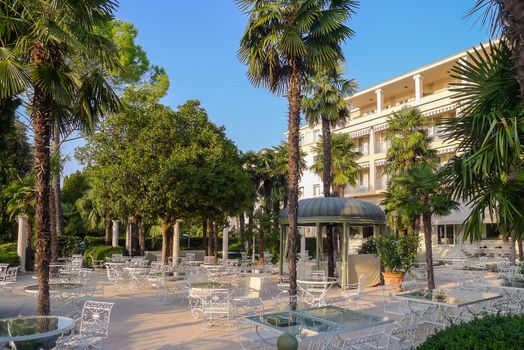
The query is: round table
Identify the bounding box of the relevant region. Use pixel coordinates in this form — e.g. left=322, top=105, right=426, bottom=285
left=0, top=316, right=74, bottom=349
left=188, top=282, right=231, bottom=318
left=24, top=283, right=83, bottom=295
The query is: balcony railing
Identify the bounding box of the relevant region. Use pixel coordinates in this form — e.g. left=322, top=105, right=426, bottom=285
left=347, top=185, right=370, bottom=194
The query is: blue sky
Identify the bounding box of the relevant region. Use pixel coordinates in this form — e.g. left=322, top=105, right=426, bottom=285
left=61, top=0, right=490, bottom=176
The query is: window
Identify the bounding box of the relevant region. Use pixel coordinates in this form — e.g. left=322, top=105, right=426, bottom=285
left=313, top=184, right=321, bottom=196
left=363, top=226, right=374, bottom=239
left=298, top=187, right=304, bottom=198
left=299, top=134, right=305, bottom=146
left=313, top=130, right=320, bottom=142
left=437, top=225, right=454, bottom=245
left=485, top=224, right=500, bottom=240
left=358, top=138, right=369, bottom=155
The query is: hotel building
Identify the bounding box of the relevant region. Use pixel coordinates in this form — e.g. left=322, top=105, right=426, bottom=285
left=297, top=42, right=509, bottom=258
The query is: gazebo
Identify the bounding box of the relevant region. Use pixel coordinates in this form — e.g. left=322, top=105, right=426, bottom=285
left=279, top=197, right=386, bottom=288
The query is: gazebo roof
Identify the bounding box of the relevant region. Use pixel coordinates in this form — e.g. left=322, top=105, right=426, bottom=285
left=279, top=197, right=386, bottom=226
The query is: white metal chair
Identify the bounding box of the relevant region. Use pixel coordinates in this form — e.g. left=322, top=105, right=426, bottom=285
left=237, top=316, right=278, bottom=350
left=384, top=323, right=421, bottom=349
left=89, top=256, right=105, bottom=270
left=233, top=277, right=263, bottom=316
left=345, top=274, right=369, bottom=309
left=0, top=266, right=19, bottom=293
left=54, top=301, right=114, bottom=350
left=202, top=289, right=233, bottom=331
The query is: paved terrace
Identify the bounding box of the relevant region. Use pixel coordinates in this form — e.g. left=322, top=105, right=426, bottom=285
left=0, top=265, right=503, bottom=350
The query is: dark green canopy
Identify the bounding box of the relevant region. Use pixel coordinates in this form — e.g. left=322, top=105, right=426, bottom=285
left=279, top=197, right=386, bottom=226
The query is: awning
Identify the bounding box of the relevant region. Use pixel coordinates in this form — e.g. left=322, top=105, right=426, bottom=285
left=422, top=105, right=456, bottom=117
left=349, top=128, right=371, bottom=139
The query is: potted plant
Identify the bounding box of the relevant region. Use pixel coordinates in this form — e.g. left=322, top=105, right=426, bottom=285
left=375, top=234, right=419, bottom=290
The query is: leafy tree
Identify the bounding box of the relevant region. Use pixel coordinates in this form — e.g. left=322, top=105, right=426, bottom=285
left=441, top=40, right=524, bottom=264
left=238, top=0, right=357, bottom=308
left=310, top=133, right=360, bottom=276
left=0, top=98, right=32, bottom=241
left=0, top=0, right=121, bottom=315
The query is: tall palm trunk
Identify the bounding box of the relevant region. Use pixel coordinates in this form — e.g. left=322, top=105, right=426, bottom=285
left=503, top=0, right=524, bottom=101
left=202, top=218, right=207, bottom=254
left=160, top=218, right=173, bottom=264
left=104, top=209, right=111, bottom=245
left=248, top=210, right=254, bottom=254
left=49, top=182, right=57, bottom=262
left=128, top=215, right=139, bottom=256
left=321, top=116, right=335, bottom=277
left=33, top=44, right=53, bottom=315
left=259, top=224, right=265, bottom=263
left=518, top=237, right=523, bottom=261
left=286, top=57, right=302, bottom=310
left=51, top=121, right=64, bottom=237
left=207, top=222, right=213, bottom=257
left=422, top=211, right=435, bottom=290
left=138, top=216, right=145, bottom=256
left=239, top=213, right=245, bottom=249
left=213, top=222, right=218, bottom=259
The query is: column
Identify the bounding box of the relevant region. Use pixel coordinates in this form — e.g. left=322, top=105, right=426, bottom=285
left=342, top=223, right=348, bottom=288
left=17, top=216, right=27, bottom=273
left=315, top=223, right=321, bottom=270
left=222, top=226, right=229, bottom=264
left=279, top=225, right=284, bottom=276
left=172, top=220, right=181, bottom=267
left=369, top=128, right=376, bottom=192
left=300, top=229, right=306, bottom=259
left=112, top=220, right=119, bottom=247
left=374, top=88, right=384, bottom=114
left=413, top=74, right=423, bottom=105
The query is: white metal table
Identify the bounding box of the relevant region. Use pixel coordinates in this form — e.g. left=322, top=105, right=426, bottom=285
left=0, top=316, right=74, bottom=348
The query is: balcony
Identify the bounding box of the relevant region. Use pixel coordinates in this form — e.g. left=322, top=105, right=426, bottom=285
left=346, top=185, right=370, bottom=194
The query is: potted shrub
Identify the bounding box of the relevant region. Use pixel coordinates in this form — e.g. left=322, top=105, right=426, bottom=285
left=375, top=234, right=419, bottom=290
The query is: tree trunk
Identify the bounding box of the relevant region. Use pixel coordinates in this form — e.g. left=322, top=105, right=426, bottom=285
left=207, top=222, right=213, bottom=257
left=49, top=182, right=57, bottom=262
left=128, top=215, right=139, bottom=256
left=104, top=209, right=111, bottom=245
left=138, top=216, right=145, bottom=255
left=259, top=225, right=265, bottom=263
left=202, top=218, right=207, bottom=254
left=51, top=121, right=64, bottom=237
left=213, top=222, right=218, bottom=259
left=160, top=219, right=173, bottom=264
left=248, top=210, right=254, bottom=255
left=286, top=56, right=302, bottom=310
left=33, top=48, right=53, bottom=315
left=503, top=0, right=524, bottom=101
left=239, top=213, right=245, bottom=249
left=510, top=235, right=517, bottom=266
left=423, top=211, right=435, bottom=290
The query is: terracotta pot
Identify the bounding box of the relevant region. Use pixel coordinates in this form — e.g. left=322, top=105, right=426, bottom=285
left=382, top=271, right=405, bottom=291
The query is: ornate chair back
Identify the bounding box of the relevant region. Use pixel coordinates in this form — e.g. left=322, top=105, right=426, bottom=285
left=79, top=301, right=114, bottom=338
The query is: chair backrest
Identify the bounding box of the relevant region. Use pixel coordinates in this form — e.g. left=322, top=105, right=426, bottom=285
left=204, top=256, right=215, bottom=264
left=80, top=301, right=114, bottom=338
left=0, top=263, right=9, bottom=275
left=246, top=277, right=262, bottom=298
left=204, top=289, right=230, bottom=309
left=401, top=279, right=418, bottom=293
left=4, top=267, right=19, bottom=283
left=188, top=273, right=207, bottom=284
left=309, top=270, right=325, bottom=281
left=185, top=252, right=196, bottom=260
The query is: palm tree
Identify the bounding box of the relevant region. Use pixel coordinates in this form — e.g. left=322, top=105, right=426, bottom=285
left=469, top=1, right=524, bottom=101
left=441, top=39, right=524, bottom=264
left=0, top=0, right=121, bottom=315
left=238, top=0, right=357, bottom=309
left=310, top=133, right=360, bottom=276
left=383, top=107, right=436, bottom=234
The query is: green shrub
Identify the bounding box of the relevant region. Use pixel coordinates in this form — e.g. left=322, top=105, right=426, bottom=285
left=84, top=236, right=105, bottom=249
left=228, top=242, right=242, bottom=253
left=375, top=234, right=419, bottom=273
left=417, top=314, right=524, bottom=350
left=57, top=235, right=81, bottom=257
left=83, top=245, right=127, bottom=268
left=145, top=236, right=162, bottom=251
left=357, top=238, right=377, bottom=255
left=0, top=243, right=20, bottom=266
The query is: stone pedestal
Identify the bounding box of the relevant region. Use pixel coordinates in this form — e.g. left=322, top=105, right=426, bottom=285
left=222, top=227, right=229, bottom=264
left=112, top=220, right=119, bottom=247
left=172, top=220, right=182, bottom=267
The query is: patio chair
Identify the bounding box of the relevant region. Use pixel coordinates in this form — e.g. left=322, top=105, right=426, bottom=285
left=202, top=289, right=233, bottom=332
left=54, top=301, right=114, bottom=350
left=0, top=266, right=19, bottom=293
left=384, top=323, right=421, bottom=350
left=233, top=277, right=264, bottom=316
left=0, top=263, right=8, bottom=277
left=90, top=255, right=105, bottom=270
left=185, top=252, right=196, bottom=261
left=345, top=274, right=369, bottom=309
left=308, top=270, right=326, bottom=281
left=105, top=263, right=124, bottom=283
left=327, top=332, right=386, bottom=350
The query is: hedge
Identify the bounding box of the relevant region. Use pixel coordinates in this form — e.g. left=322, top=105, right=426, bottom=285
left=0, top=243, right=19, bottom=266
left=58, top=235, right=81, bottom=257
left=83, top=245, right=127, bottom=268
left=417, top=314, right=524, bottom=350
